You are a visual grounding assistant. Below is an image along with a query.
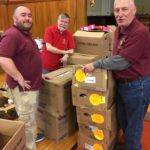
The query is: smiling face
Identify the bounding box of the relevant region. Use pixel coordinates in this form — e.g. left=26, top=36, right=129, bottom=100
left=13, top=6, right=32, bottom=32
left=114, top=0, right=136, bottom=29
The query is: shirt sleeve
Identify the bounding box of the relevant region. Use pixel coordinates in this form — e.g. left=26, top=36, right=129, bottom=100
left=93, top=55, right=131, bottom=70
left=0, top=33, right=18, bottom=58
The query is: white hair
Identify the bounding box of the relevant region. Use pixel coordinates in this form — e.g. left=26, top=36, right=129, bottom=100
left=114, top=0, right=136, bottom=8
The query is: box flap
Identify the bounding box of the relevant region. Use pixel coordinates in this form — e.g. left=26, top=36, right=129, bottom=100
left=43, top=67, right=72, bottom=85
left=0, top=119, right=24, bottom=136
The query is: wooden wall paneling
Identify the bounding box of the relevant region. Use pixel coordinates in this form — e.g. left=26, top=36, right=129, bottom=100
left=76, top=0, right=87, bottom=30
left=44, top=0, right=77, bottom=33
left=0, top=0, right=87, bottom=38
left=0, top=4, right=9, bottom=31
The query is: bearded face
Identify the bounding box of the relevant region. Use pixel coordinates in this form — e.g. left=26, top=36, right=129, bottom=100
left=15, top=17, right=32, bottom=32
left=13, top=7, right=33, bottom=32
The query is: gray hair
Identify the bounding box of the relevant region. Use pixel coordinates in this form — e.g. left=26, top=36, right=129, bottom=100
left=58, top=12, right=70, bottom=20
left=114, top=0, right=136, bottom=8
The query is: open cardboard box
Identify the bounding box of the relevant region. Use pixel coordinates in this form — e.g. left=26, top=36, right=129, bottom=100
left=0, top=119, right=25, bottom=150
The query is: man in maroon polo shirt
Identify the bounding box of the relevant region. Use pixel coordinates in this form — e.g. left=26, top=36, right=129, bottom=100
left=41, top=12, right=75, bottom=73
left=0, top=6, right=42, bottom=150
left=83, top=0, right=150, bottom=149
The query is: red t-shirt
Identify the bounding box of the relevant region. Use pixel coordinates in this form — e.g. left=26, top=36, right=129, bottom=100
left=0, top=26, right=42, bottom=91
left=41, top=25, right=75, bottom=71
left=113, top=19, right=150, bottom=80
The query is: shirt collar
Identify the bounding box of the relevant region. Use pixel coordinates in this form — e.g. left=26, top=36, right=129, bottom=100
left=118, top=18, right=137, bottom=36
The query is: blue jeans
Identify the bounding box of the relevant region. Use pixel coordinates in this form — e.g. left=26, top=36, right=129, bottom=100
left=117, top=76, right=150, bottom=150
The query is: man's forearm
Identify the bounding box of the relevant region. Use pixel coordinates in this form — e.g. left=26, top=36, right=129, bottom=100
left=93, top=55, right=131, bottom=70
left=0, top=57, right=23, bottom=81
left=46, top=43, right=65, bottom=54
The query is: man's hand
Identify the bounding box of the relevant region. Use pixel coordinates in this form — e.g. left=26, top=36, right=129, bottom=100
left=60, top=54, right=69, bottom=63
left=16, top=75, right=31, bottom=91
left=42, top=74, right=52, bottom=80
left=83, top=63, right=95, bottom=73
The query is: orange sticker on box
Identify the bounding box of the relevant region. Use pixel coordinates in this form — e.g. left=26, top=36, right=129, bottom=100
left=91, top=114, right=104, bottom=124
left=93, top=129, right=104, bottom=141
left=93, top=144, right=103, bottom=150
left=147, top=105, right=150, bottom=112
left=89, top=94, right=105, bottom=106
left=75, top=69, right=86, bottom=82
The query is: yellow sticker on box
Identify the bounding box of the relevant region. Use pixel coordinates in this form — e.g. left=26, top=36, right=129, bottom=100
left=91, top=114, right=104, bottom=124
left=89, top=94, right=105, bottom=106
left=75, top=69, right=86, bottom=82
left=93, top=144, right=103, bottom=150
left=93, top=129, right=104, bottom=141
left=104, top=74, right=107, bottom=80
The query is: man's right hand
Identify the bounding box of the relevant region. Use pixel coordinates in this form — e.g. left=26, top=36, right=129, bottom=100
left=16, top=75, right=31, bottom=91
left=83, top=63, right=95, bottom=73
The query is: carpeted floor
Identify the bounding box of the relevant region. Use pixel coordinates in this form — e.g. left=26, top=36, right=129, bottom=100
left=142, top=121, right=150, bottom=150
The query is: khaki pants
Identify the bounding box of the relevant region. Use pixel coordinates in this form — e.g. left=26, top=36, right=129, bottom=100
left=11, top=87, right=39, bottom=150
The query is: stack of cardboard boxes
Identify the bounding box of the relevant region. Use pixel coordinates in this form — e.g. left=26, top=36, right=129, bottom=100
left=37, top=28, right=117, bottom=145
left=72, top=29, right=117, bottom=150
left=37, top=67, right=77, bottom=142
left=72, top=66, right=117, bottom=150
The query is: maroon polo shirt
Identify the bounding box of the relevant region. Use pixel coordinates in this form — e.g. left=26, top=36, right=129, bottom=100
left=41, top=25, right=75, bottom=71
left=0, top=26, right=42, bottom=91
left=113, top=18, right=150, bottom=80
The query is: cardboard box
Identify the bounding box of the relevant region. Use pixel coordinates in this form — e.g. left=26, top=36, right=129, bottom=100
left=36, top=107, right=77, bottom=143
left=108, top=25, right=116, bottom=51
left=0, top=119, right=25, bottom=150
left=39, top=67, right=73, bottom=115
left=78, top=133, right=116, bottom=150
left=67, top=53, right=99, bottom=65
left=78, top=123, right=116, bottom=143
left=72, top=65, right=115, bottom=92
left=73, top=31, right=110, bottom=56
left=76, top=104, right=117, bottom=130
left=72, top=86, right=115, bottom=110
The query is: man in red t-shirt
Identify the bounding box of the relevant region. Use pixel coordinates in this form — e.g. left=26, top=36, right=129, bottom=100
left=41, top=12, right=75, bottom=73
